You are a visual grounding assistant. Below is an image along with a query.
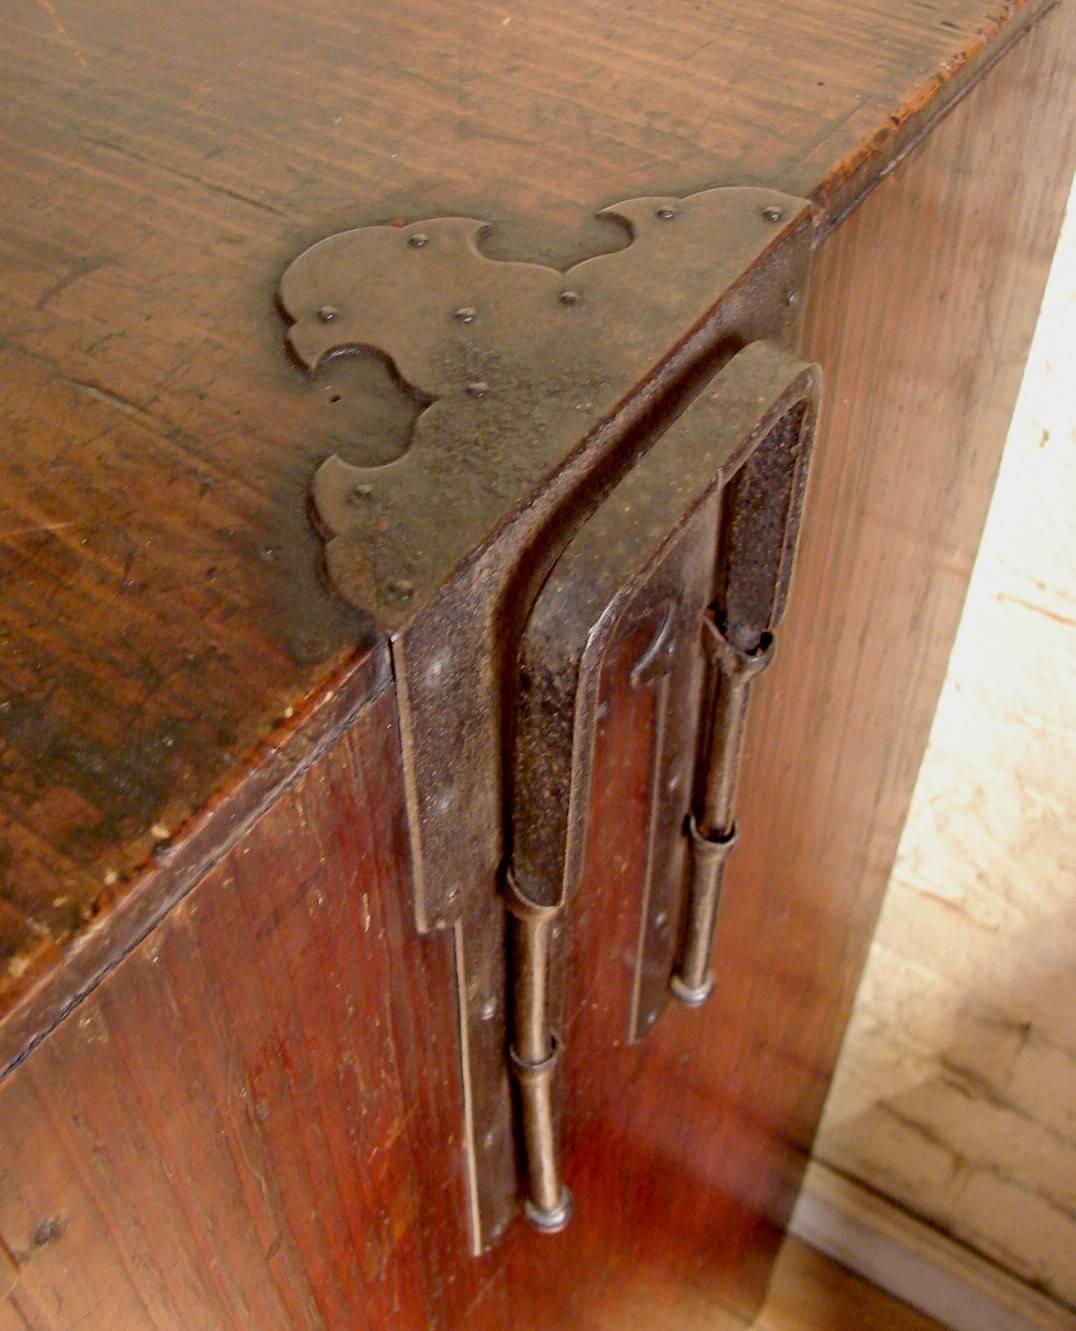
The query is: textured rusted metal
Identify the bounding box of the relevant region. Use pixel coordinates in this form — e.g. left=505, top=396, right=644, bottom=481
left=512, top=344, right=818, bottom=912
left=699, top=625, right=776, bottom=834
left=280, top=189, right=807, bottom=634
left=671, top=399, right=817, bottom=1005
left=509, top=342, right=820, bottom=1222
left=625, top=612, right=705, bottom=1045
left=280, top=188, right=815, bottom=1251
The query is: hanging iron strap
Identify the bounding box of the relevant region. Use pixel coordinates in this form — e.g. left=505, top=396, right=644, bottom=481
left=284, top=187, right=819, bottom=1249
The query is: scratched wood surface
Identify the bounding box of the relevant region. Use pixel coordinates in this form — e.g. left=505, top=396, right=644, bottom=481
left=1, top=7, right=1072, bottom=1327
left=0, top=0, right=1059, bottom=1025
left=0, top=690, right=492, bottom=1330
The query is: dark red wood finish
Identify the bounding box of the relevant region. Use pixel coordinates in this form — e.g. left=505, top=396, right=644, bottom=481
left=0, top=0, right=1059, bottom=1019
left=1, top=2, right=1073, bottom=1329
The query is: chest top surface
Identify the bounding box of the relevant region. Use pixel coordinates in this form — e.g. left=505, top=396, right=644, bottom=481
left=0, top=0, right=1055, bottom=1035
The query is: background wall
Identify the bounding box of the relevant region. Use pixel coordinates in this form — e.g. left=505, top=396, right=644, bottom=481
left=806, top=181, right=1075, bottom=1323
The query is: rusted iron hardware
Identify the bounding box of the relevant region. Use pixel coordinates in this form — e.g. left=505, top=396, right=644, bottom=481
left=279, top=188, right=819, bottom=1251
left=672, top=384, right=813, bottom=1004
left=671, top=627, right=772, bottom=1004
left=510, top=344, right=817, bottom=1223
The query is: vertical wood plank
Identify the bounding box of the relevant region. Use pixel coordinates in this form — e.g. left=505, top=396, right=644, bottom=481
left=0, top=691, right=477, bottom=1330
left=0, top=6, right=1072, bottom=1330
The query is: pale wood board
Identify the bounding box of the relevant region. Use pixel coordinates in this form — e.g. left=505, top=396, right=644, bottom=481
left=793, top=1162, right=1076, bottom=1331
left=756, top=1236, right=949, bottom=1331
left=595, top=1236, right=950, bottom=1331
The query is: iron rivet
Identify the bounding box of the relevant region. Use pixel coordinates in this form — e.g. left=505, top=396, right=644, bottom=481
left=408, top=233, right=429, bottom=248
left=387, top=578, right=414, bottom=601
left=482, top=1130, right=496, bottom=1148
left=647, top=1009, right=658, bottom=1025
left=558, top=289, right=580, bottom=305
left=454, top=306, right=478, bottom=323
left=655, top=911, right=668, bottom=929
left=317, top=305, right=339, bottom=322
left=465, top=380, right=489, bottom=398
left=762, top=205, right=784, bottom=223
left=785, top=290, right=799, bottom=307
left=349, top=484, right=373, bottom=502
left=480, top=998, right=497, bottom=1021
left=656, top=206, right=677, bottom=220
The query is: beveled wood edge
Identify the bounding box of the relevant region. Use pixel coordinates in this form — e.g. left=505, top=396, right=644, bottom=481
left=809, top=0, right=1059, bottom=239
left=0, top=642, right=393, bottom=1079
left=0, top=0, right=1062, bottom=1076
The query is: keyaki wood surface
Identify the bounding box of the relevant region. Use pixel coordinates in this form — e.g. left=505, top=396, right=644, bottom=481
left=0, top=0, right=1062, bottom=1028
left=817, top=190, right=1076, bottom=1312
left=0, top=9, right=1072, bottom=1328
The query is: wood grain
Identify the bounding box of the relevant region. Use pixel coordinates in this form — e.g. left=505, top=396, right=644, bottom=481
left=470, top=5, right=1073, bottom=1323
left=816, top=164, right=1076, bottom=1311
left=0, top=0, right=1057, bottom=1020
left=0, top=690, right=489, bottom=1331
left=0, top=2, right=1072, bottom=1329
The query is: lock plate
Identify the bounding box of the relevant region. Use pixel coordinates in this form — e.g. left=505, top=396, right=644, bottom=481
left=279, top=188, right=815, bottom=1252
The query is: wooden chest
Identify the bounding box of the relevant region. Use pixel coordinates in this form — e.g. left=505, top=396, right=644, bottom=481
left=1, top=1, right=1072, bottom=1325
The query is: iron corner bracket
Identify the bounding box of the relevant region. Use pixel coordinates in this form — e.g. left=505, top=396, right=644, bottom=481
left=279, top=186, right=821, bottom=1254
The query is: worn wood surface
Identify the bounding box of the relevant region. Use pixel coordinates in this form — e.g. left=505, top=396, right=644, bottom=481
left=816, top=170, right=1076, bottom=1314
left=0, top=0, right=1058, bottom=1027
left=0, top=5, right=1071, bottom=1326
left=0, top=690, right=489, bottom=1330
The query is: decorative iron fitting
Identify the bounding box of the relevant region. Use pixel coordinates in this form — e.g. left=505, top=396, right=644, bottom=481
left=509, top=343, right=818, bottom=1224
left=671, top=624, right=775, bottom=1005
left=279, top=187, right=819, bottom=1253
left=669, top=376, right=815, bottom=1008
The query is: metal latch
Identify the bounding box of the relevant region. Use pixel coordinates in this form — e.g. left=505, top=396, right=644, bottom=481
left=279, top=186, right=820, bottom=1251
